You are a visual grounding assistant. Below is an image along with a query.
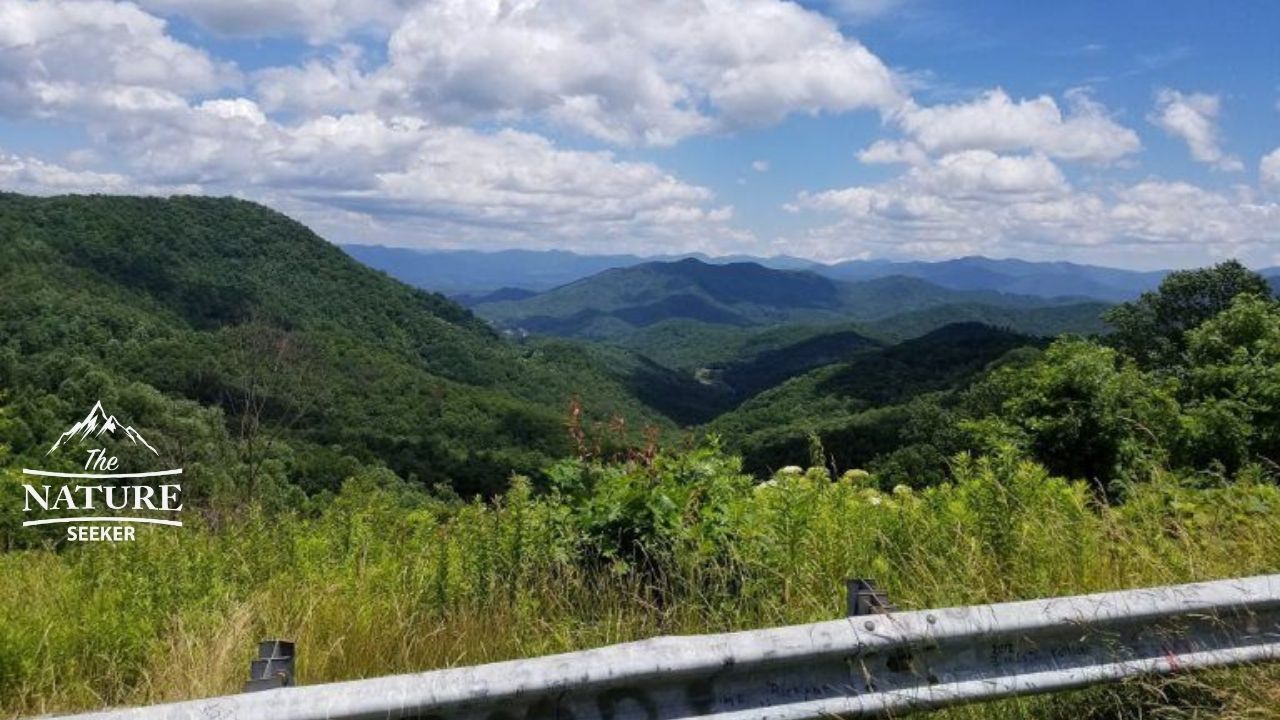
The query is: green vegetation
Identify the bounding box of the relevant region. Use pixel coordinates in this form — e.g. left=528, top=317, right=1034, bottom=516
left=710, top=323, right=1039, bottom=477
left=3, top=444, right=1279, bottom=719
left=861, top=300, right=1111, bottom=342
left=3, top=194, right=1280, bottom=718
left=0, top=193, right=673, bottom=497
left=714, top=263, right=1280, bottom=493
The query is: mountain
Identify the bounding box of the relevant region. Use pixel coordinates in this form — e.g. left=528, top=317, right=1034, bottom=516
left=455, top=287, right=540, bottom=307
left=861, top=301, right=1112, bottom=341
left=709, top=323, right=1041, bottom=474
left=1265, top=269, right=1280, bottom=294
left=0, top=193, right=677, bottom=495
left=341, top=245, right=817, bottom=296
left=340, top=246, right=1178, bottom=302
left=47, top=400, right=159, bottom=456
left=817, top=256, right=1168, bottom=301
left=472, top=258, right=1097, bottom=340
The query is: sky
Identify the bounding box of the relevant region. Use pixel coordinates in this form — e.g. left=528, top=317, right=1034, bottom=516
left=0, top=0, right=1277, bottom=269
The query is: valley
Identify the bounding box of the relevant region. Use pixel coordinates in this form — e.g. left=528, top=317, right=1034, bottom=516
left=4, top=194, right=1280, bottom=719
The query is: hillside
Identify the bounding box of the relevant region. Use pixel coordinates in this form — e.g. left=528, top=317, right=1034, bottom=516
left=472, top=258, right=1093, bottom=340
left=862, top=301, right=1111, bottom=341
left=709, top=323, right=1040, bottom=474
left=0, top=194, right=673, bottom=495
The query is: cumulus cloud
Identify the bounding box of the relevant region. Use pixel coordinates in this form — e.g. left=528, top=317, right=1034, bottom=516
left=788, top=151, right=1280, bottom=261
left=892, top=88, right=1141, bottom=163
left=1149, top=88, right=1243, bottom=171
left=0, top=0, right=237, bottom=118
left=136, top=0, right=412, bottom=43
left=4, top=0, right=1277, bottom=265
left=55, top=92, right=743, bottom=251
left=0, top=0, right=747, bottom=253
left=1259, top=148, right=1280, bottom=187
left=857, top=139, right=926, bottom=165
left=0, top=149, right=197, bottom=195
left=256, top=0, right=908, bottom=146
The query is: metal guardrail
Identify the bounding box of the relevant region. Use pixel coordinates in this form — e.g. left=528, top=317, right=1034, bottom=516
left=52, top=575, right=1280, bottom=720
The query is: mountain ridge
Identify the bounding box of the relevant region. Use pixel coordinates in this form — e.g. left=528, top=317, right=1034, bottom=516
left=471, top=258, right=1102, bottom=340
left=343, top=244, right=1178, bottom=301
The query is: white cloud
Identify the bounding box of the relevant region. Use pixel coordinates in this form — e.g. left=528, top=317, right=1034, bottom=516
left=893, top=88, right=1141, bottom=163
left=788, top=152, right=1280, bottom=262
left=0, top=149, right=197, bottom=195
left=136, top=0, right=412, bottom=43
left=1149, top=88, right=1243, bottom=171
left=857, top=139, right=926, bottom=165
left=1259, top=148, right=1280, bottom=187
left=16, top=89, right=745, bottom=252
left=0, top=0, right=237, bottom=119
left=257, top=0, right=907, bottom=146
left=0, top=152, right=133, bottom=192
left=0, top=0, right=747, bottom=253
left=4, top=0, right=1275, bottom=267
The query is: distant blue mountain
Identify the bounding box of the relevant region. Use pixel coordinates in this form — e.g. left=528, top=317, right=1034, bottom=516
left=342, top=246, right=1277, bottom=304
left=817, top=256, right=1169, bottom=302
left=471, top=258, right=1099, bottom=340
left=1264, top=268, right=1280, bottom=294
left=341, top=245, right=816, bottom=295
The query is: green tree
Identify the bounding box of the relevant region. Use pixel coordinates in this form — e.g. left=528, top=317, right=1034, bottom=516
left=1103, top=260, right=1272, bottom=368
left=1180, top=294, right=1280, bottom=476
left=974, top=339, right=1181, bottom=497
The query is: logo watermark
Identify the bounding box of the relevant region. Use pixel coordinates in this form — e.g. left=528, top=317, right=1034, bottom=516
left=21, top=401, right=182, bottom=541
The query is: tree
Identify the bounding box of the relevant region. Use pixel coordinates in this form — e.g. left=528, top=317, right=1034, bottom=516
left=1103, top=260, right=1272, bottom=368
left=974, top=339, right=1181, bottom=497
left=223, top=321, right=326, bottom=500
left=1180, top=294, right=1280, bottom=475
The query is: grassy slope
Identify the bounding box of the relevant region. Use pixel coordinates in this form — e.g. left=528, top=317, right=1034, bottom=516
left=2, top=451, right=1277, bottom=718
left=0, top=193, right=672, bottom=494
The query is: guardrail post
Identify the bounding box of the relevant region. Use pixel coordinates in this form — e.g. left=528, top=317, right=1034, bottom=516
left=846, top=578, right=896, bottom=616
left=245, top=639, right=295, bottom=692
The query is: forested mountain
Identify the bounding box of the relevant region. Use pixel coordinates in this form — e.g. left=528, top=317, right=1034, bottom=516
left=861, top=301, right=1112, bottom=341
left=471, top=258, right=1102, bottom=340
left=0, top=194, right=674, bottom=495
left=708, top=323, right=1038, bottom=474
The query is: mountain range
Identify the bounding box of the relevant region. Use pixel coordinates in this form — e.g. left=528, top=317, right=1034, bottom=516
left=341, top=245, right=817, bottom=296
left=8, top=193, right=1273, bottom=493
left=467, top=257, right=1110, bottom=342
left=343, top=245, right=1240, bottom=302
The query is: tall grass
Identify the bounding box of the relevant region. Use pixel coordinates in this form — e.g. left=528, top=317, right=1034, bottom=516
left=2, top=447, right=1280, bottom=718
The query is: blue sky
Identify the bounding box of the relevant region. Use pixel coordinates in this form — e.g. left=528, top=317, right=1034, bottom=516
left=1, top=0, right=1276, bottom=269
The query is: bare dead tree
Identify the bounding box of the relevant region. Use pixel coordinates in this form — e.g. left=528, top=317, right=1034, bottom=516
left=223, top=319, right=326, bottom=501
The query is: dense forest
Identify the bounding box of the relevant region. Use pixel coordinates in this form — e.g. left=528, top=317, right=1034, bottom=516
left=3, top=194, right=1280, bottom=718
left=0, top=193, right=677, bottom=500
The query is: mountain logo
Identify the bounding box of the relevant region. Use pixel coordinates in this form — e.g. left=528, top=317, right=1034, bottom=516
left=47, top=400, right=159, bottom=456
left=22, top=399, right=182, bottom=542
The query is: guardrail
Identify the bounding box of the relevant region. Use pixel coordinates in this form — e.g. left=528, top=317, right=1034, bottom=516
left=51, top=575, right=1280, bottom=720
